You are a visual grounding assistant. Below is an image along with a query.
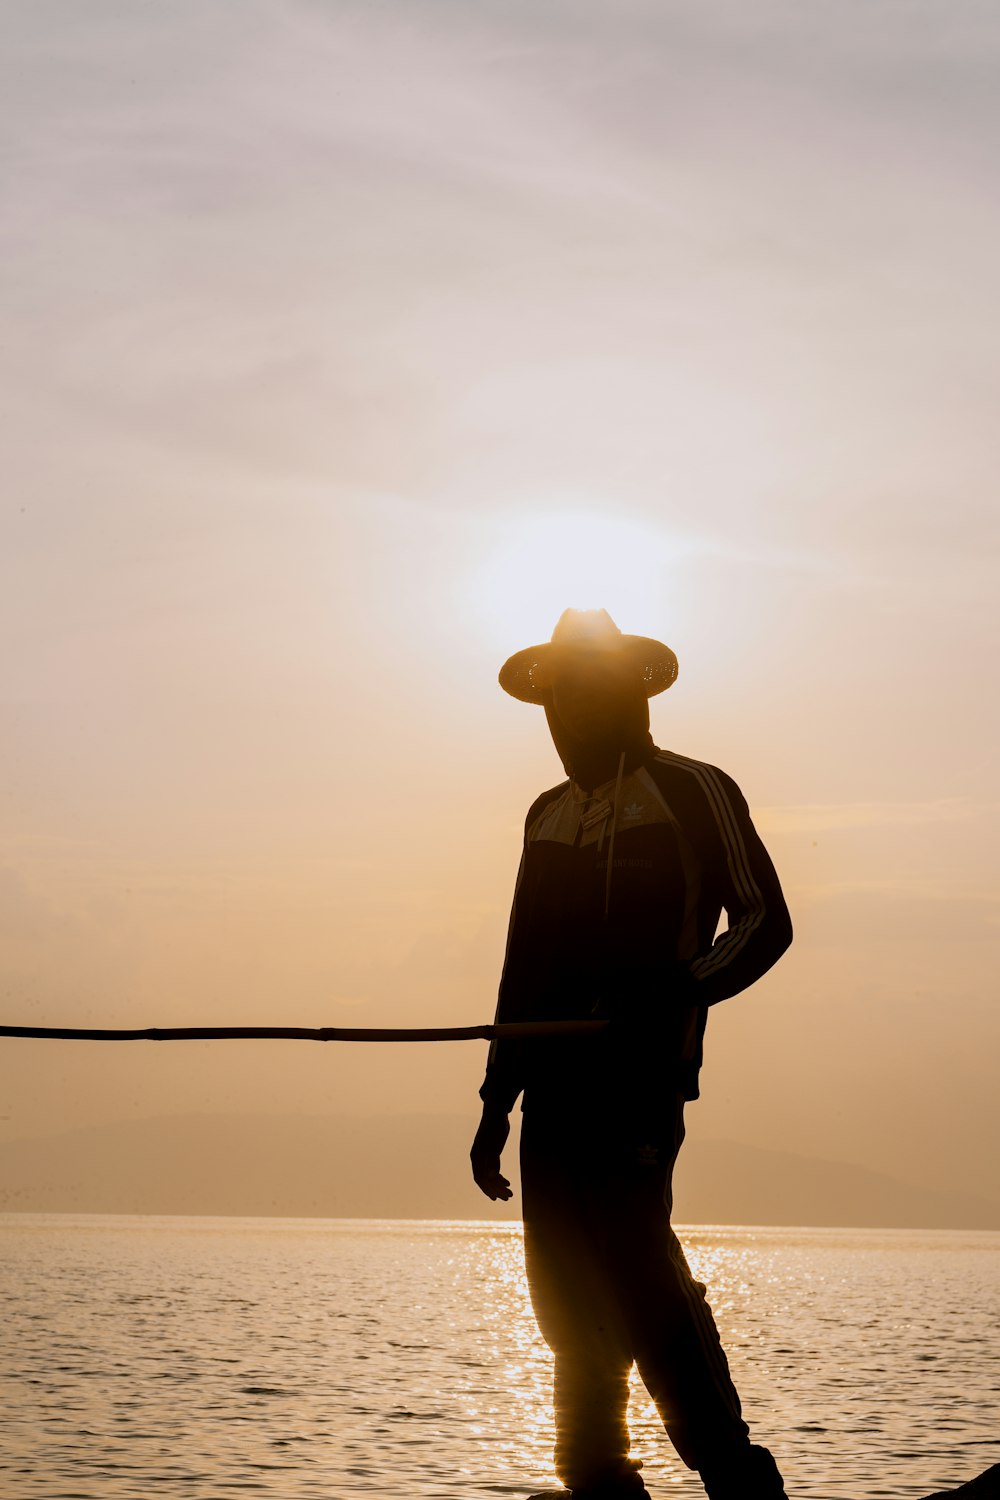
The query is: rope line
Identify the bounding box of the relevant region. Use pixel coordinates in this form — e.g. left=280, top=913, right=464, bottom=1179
left=0, top=1020, right=610, bottom=1044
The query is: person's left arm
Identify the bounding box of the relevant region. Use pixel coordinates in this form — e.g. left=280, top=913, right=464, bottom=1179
left=689, top=768, right=792, bottom=1007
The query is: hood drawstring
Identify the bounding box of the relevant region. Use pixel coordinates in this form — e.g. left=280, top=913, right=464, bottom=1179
left=604, top=750, right=626, bottom=919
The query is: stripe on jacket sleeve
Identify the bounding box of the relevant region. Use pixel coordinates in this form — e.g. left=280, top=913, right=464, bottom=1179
left=486, top=847, right=528, bottom=1069
left=654, top=751, right=766, bottom=981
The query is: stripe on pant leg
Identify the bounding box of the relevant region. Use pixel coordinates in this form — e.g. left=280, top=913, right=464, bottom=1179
left=663, top=1228, right=744, bottom=1422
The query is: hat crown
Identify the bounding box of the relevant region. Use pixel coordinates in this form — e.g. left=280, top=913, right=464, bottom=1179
left=550, top=608, right=623, bottom=650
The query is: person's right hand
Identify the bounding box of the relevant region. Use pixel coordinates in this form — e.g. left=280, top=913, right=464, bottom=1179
left=470, top=1105, right=513, bottom=1201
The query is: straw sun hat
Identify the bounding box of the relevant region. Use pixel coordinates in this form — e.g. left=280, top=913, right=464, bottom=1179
left=499, top=608, right=678, bottom=705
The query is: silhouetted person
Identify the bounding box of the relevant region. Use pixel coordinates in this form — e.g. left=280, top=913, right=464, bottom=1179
left=471, top=609, right=793, bottom=1500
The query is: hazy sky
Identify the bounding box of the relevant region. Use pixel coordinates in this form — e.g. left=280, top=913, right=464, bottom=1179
left=2, top=2, right=998, bottom=1209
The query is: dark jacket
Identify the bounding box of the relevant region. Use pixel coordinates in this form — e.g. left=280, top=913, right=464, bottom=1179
left=479, top=744, right=792, bottom=1119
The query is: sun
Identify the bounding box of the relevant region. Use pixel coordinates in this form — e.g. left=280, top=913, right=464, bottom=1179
left=466, top=505, right=693, bottom=656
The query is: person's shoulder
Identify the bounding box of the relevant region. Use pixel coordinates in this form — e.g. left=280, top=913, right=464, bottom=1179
left=648, top=748, right=746, bottom=807
left=524, top=781, right=569, bottom=835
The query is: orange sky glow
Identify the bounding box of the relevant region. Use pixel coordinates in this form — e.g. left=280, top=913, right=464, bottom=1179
left=2, top=2, right=998, bottom=1217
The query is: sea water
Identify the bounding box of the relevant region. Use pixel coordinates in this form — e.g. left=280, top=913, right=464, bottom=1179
left=0, top=1216, right=997, bottom=1500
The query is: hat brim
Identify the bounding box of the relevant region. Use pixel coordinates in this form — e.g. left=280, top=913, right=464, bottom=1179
left=499, top=635, right=678, bottom=704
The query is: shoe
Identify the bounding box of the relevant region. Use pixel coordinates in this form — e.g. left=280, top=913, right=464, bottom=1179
left=526, top=1484, right=649, bottom=1499
left=923, top=1465, right=1000, bottom=1500
left=700, top=1443, right=787, bottom=1500
left=572, top=1485, right=649, bottom=1499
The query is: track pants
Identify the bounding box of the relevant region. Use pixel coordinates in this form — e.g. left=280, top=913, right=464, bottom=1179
left=520, top=1093, right=749, bottom=1492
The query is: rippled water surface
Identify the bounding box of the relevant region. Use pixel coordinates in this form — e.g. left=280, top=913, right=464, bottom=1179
left=1, top=1215, right=997, bottom=1500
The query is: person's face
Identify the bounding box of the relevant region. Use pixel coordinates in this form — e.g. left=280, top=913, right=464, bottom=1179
left=548, top=651, right=638, bottom=744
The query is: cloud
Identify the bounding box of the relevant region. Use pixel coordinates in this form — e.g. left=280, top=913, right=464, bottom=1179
left=757, top=799, right=998, bottom=834
left=790, top=881, right=1000, bottom=945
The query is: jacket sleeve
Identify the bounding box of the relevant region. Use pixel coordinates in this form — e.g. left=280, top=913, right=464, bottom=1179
left=688, top=767, right=792, bottom=1007
left=478, top=843, right=530, bottom=1112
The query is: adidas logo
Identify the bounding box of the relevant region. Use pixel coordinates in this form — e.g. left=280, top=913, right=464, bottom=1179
left=622, top=801, right=643, bottom=820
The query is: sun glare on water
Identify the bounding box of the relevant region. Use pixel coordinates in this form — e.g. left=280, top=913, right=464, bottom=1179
left=468, top=508, right=691, bottom=656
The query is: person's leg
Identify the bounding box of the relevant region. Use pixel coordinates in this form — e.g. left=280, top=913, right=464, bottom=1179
left=608, top=1096, right=787, bottom=1499
left=520, top=1110, right=645, bottom=1494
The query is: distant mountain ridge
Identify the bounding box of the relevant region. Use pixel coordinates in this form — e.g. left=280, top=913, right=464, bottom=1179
left=2, top=1112, right=998, bottom=1228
